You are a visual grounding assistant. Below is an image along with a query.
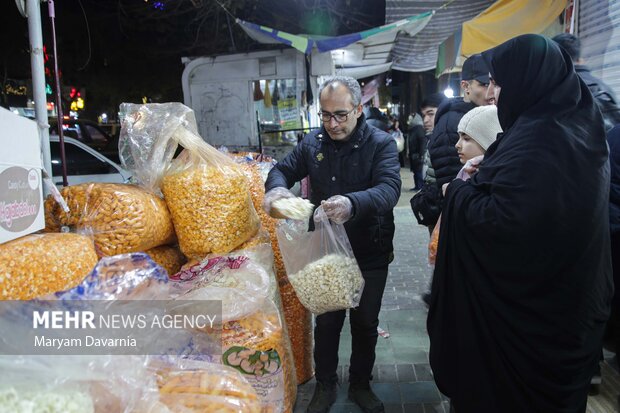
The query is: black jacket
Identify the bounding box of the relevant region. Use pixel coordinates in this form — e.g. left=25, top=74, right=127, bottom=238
left=427, top=97, right=476, bottom=188
left=609, top=125, right=620, bottom=233
left=265, top=114, right=401, bottom=271
left=576, top=65, right=620, bottom=131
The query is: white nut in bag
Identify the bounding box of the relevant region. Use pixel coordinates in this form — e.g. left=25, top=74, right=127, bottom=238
left=288, top=254, right=364, bottom=314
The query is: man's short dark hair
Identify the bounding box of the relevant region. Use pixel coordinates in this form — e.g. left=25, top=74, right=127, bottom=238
left=552, top=33, right=581, bottom=62
left=420, top=93, right=446, bottom=110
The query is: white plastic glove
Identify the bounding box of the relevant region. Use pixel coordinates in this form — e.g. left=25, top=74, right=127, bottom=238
left=314, top=195, right=353, bottom=225
left=263, top=187, right=296, bottom=218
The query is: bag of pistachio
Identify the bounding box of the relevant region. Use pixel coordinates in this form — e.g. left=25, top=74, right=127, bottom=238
left=119, top=103, right=260, bottom=258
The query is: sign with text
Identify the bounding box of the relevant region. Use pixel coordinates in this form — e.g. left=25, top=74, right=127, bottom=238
left=0, top=300, right=222, bottom=356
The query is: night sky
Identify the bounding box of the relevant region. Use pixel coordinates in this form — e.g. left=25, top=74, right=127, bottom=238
left=1, top=0, right=385, bottom=120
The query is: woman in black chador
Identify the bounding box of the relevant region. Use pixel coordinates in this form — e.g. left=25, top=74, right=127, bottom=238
left=427, top=34, right=614, bottom=413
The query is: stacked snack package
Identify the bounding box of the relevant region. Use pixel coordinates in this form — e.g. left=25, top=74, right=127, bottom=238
left=0, top=233, right=98, bottom=299
left=44, top=183, right=176, bottom=257
left=236, top=155, right=314, bottom=384
left=171, top=254, right=297, bottom=413
left=0, top=254, right=262, bottom=413
left=118, top=103, right=259, bottom=258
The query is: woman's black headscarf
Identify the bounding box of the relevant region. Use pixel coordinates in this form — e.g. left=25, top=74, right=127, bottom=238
left=427, top=34, right=614, bottom=413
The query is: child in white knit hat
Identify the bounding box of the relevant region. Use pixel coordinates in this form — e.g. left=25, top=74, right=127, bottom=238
left=454, top=105, right=503, bottom=180
left=430, top=106, right=502, bottom=265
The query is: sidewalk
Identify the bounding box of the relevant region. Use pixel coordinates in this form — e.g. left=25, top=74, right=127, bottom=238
left=293, top=168, right=619, bottom=413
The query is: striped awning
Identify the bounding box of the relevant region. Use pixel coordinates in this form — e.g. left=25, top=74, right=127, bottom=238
left=386, top=0, right=494, bottom=72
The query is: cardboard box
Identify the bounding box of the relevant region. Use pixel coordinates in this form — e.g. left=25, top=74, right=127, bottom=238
left=0, top=107, right=44, bottom=244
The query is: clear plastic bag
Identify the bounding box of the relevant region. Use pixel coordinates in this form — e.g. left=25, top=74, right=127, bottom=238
left=119, top=103, right=260, bottom=257
left=149, top=358, right=262, bottom=413
left=170, top=255, right=271, bottom=323
left=44, top=183, right=176, bottom=257
left=52, top=252, right=170, bottom=301
left=277, top=207, right=365, bottom=315
left=0, top=233, right=98, bottom=300
left=0, top=355, right=164, bottom=413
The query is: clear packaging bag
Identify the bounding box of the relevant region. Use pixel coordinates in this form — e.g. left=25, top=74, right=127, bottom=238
left=0, top=233, right=98, bottom=300
left=148, top=358, right=262, bottom=413
left=52, top=252, right=170, bottom=301
left=119, top=103, right=260, bottom=257
left=170, top=255, right=271, bottom=323
left=0, top=355, right=164, bottom=413
left=276, top=207, right=365, bottom=315
left=44, top=183, right=176, bottom=257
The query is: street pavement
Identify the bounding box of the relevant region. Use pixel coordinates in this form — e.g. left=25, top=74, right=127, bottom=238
left=293, top=168, right=619, bottom=413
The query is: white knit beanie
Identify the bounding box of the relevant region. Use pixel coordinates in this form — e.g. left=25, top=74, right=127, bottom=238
left=457, top=105, right=502, bottom=150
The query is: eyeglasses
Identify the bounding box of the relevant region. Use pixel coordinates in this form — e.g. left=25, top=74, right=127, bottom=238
left=319, top=108, right=355, bottom=123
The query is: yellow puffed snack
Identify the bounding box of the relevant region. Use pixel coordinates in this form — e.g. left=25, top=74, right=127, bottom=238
left=45, top=183, right=176, bottom=257
left=144, top=245, right=187, bottom=276
left=162, top=164, right=259, bottom=257
left=154, top=362, right=261, bottom=413
left=0, top=233, right=98, bottom=299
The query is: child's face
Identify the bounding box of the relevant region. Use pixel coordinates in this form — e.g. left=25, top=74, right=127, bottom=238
left=455, top=132, right=485, bottom=164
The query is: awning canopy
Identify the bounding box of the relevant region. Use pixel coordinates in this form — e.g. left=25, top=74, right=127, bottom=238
left=461, top=0, right=567, bottom=55
left=335, top=62, right=393, bottom=79
left=236, top=12, right=432, bottom=69
left=436, top=0, right=567, bottom=76
left=386, top=0, right=494, bottom=72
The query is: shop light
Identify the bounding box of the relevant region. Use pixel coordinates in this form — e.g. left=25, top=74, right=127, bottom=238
left=444, top=87, right=454, bottom=98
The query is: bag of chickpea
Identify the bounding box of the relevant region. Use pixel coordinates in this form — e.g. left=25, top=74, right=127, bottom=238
left=119, top=103, right=260, bottom=258
left=276, top=207, right=365, bottom=315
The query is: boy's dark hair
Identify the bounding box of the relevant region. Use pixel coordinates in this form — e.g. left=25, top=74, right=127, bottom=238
left=552, top=33, right=581, bottom=62
left=420, top=93, right=446, bottom=110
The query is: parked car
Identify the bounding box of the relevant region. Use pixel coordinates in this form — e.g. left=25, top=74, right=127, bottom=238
left=49, top=118, right=120, bottom=163
left=49, top=136, right=130, bottom=187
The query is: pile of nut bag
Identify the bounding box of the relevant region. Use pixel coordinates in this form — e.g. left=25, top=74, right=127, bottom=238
left=0, top=103, right=319, bottom=412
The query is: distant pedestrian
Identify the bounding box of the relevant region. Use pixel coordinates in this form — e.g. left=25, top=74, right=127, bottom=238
left=553, top=33, right=620, bottom=131
left=406, top=113, right=426, bottom=191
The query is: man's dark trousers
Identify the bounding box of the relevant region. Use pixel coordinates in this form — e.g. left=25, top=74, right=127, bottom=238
left=313, top=268, right=389, bottom=384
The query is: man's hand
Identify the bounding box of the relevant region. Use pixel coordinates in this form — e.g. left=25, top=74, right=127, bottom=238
left=314, top=195, right=353, bottom=224
left=263, top=187, right=295, bottom=218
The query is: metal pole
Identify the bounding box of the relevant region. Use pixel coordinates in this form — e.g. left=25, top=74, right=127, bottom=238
left=26, top=0, right=53, bottom=194
left=48, top=0, right=68, bottom=186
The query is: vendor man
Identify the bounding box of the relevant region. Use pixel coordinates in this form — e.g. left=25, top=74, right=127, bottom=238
left=263, top=76, right=401, bottom=413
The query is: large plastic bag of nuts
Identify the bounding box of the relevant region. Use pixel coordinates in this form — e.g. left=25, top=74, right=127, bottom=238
left=44, top=183, right=176, bottom=257
left=119, top=103, right=260, bottom=258
left=277, top=207, right=365, bottom=315
left=234, top=156, right=314, bottom=384
left=0, top=233, right=98, bottom=300
left=0, top=355, right=167, bottom=413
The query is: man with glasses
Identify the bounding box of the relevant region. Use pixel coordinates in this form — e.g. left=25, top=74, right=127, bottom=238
left=264, top=76, right=401, bottom=413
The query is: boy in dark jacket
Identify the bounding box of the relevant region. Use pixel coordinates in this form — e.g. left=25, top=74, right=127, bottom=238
left=264, top=76, right=401, bottom=413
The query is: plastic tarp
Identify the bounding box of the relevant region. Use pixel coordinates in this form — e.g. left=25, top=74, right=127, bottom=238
left=461, top=0, right=568, bottom=56
left=386, top=0, right=494, bottom=72
left=236, top=12, right=432, bottom=68
left=435, top=0, right=567, bottom=77
left=335, top=62, right=393, bottom=79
